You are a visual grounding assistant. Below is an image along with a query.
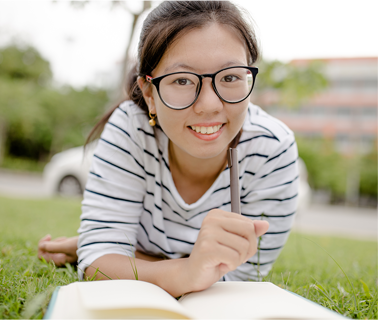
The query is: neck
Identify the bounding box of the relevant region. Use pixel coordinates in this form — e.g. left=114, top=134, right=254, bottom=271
left=168, top=141, right=228, bottom=186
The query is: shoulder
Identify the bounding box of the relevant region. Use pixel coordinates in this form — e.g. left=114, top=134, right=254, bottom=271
left=239, top=103, right=297, bottom=161
left=242, top=103, right=294, bottom=142
left=112, top=100, right=147, bottom=125
left=239, top=103, right=295, bottom=152
left=106, top=100, right=157, bottom=144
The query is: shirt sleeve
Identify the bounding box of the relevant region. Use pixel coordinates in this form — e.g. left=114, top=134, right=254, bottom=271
left=224, top=132, right=299, bottom=281
left=77, top=105, right=147, bottom=279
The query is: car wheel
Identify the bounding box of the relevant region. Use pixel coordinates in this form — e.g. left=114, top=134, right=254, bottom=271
left=58, top=175, right=83, bottom=197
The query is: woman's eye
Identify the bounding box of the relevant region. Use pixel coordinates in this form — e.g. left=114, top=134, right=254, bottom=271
left=174, top=78, right=193, bottom=85
left=221, top=75, right=239, bottom=82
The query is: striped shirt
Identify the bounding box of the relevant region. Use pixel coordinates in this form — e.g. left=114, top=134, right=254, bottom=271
left=77, top=100, right=299, bottom=281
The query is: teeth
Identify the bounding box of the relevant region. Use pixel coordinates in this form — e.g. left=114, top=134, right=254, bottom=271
left=190, top=124, right=223, bottom=134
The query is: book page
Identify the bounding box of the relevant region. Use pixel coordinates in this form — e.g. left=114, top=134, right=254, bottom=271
left=49, top=280, right=194, bottom=319
left=178, top=282, right=344, bottom=319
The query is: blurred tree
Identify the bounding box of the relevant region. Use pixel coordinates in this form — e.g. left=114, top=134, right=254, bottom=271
left=359, top=150, right=378, bottom=199
left=297, top=138, right=348, bottom=201
left=254, top=59, right=328, bottom=108
left=0, top=46, right=52, bottom=164
left=0, top=45, right=52, bottom=83
left=0, top=45, right=109, bottom=165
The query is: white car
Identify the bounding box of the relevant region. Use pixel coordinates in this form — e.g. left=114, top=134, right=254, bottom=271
left=43, top=143, right=311, bottom=212
left=43, top=142, right=96, bottom=197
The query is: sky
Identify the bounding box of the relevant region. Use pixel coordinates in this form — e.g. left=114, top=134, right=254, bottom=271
left=0, top=0, right=377, bottom=88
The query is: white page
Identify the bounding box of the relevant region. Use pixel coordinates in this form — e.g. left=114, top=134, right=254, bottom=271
left=78, top=280, right=193, bottom=318
left=179, top=282, right=344, bottom=319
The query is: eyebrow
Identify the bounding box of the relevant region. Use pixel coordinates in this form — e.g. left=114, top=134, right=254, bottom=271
left=163, top=60, right=247, bottom=74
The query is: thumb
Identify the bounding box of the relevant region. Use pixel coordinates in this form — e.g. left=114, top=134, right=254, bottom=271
left=253, top=220, right=269, bottom=237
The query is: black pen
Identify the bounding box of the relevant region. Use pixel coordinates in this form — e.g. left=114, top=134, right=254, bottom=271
left=227, top=148, right=241, bottom=214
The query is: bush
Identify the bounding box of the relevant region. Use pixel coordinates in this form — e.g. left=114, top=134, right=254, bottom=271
left=0, top=45, right=110, bottom=165
left=297, top=138, right=377, bottom=202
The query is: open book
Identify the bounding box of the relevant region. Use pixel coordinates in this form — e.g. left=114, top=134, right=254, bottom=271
left=44, top=280, right=344, bottom=319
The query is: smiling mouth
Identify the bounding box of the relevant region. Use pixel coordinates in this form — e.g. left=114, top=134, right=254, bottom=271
left=189, top=124, right=225, bottom=134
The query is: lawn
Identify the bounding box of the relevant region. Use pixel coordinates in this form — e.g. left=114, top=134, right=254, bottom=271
left=0, top=196, right=377, bottom=319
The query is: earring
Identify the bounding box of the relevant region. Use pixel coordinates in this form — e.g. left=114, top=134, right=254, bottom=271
left=149, top=112, right=157, bottom=126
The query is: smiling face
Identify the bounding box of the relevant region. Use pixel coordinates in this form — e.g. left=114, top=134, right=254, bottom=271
left=139, top=23, right=250, bottom=164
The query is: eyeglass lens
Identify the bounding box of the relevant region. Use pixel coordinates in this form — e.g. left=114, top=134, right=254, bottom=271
left=158, top=67, right=254, bottom=109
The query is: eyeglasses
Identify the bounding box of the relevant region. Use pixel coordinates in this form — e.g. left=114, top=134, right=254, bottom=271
left=145, top=66, right=258, bottom=110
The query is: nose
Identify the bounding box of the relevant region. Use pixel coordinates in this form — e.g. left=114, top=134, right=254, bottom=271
left=192, top=78, right=223, bottom=114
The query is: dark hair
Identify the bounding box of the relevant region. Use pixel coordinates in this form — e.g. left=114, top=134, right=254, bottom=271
left=87, top=1, right=259, bottom=146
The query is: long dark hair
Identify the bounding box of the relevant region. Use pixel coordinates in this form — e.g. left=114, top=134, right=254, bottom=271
left=87, top=1, right=259, bottom=146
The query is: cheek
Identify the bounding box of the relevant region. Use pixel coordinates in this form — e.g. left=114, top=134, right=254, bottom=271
left=228, top=102, right=249, bottom=128
left=155, top=105, right=189, bottom=138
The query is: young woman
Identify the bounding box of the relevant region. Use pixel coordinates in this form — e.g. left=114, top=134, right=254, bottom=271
left=38, top=1, right=298, bottom=298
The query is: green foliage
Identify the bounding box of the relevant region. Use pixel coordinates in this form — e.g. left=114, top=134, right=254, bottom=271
left=256, top=59, right=328, bottom=108
left=0, top=156, right=45, bottom=172
left=0, top=196, right=377, bottom=319
left=0, top=45, right=109, bottom=164
left=359, top=150, right=378, bottom=197
left=297, top=138, right=347, bottom=197
left=297, top=138, right=377, bottom=200
left=0, top=46, right=52, bottom=83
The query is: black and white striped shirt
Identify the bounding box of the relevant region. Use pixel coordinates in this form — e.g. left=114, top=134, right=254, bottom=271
left=77, top=100, right=299, bottom=281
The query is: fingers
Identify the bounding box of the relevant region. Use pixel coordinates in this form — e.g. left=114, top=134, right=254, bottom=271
left=202, top=210, right=270, bottom=262
left=207, top=242, right=242, bottom=274
left=38, top=234, right=51, bottom=244
left=39, top=240, right=69, bottom=254
left=38, top=236, right=75, bottom=254
left=215, top=230, right=253, bottom=265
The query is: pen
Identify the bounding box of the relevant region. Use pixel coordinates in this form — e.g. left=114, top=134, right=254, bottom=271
left=227, top=148, right=241, bottom=214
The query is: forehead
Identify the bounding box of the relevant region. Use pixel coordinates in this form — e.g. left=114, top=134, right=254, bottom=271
left=153, top=23, right=248, bottom=75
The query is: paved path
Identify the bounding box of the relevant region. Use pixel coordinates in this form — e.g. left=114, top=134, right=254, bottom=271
left=293, top=204, right=377, bottom=241
left=0, top=169, right=377, bottom=241
left=0, top=169, right=47, bottom=198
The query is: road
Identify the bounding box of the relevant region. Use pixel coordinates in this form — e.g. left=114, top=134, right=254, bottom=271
left=293, top=204, right=377, bottom=240
left=0, top=169, right=377, bottom=241
left=0, top=169, right=48, bottom=198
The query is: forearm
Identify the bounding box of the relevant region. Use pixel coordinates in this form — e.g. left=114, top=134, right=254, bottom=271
left=134, top=250, right=164, bottom=262
left=84, top=254, right=191, bottom=297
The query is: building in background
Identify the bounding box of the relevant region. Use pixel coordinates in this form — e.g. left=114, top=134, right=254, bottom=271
left=258, top=57, right=377, bottom=155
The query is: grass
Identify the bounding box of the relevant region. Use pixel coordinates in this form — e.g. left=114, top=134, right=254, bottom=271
left=0, top=196, right=377, bottom=319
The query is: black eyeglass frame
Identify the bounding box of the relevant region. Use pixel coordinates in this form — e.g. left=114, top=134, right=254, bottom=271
left=145, top=66, right=259, bottom=110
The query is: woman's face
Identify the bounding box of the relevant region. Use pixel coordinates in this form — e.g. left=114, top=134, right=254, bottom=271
left=140, top=23, right=250, bottom=162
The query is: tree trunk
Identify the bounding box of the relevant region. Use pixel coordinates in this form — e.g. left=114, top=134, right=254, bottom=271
left=117, top=1, right=152, bottom=102
left=0, top=119, right=7, bottom=166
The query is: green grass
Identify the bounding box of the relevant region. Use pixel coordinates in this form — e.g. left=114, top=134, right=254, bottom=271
left=0, top=196, right=377, bottom=319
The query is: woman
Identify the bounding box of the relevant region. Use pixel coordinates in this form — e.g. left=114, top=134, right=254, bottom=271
left=38, top=1, right=298, bottom=298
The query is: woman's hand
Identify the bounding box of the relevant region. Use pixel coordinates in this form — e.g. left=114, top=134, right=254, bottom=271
left=183, top=210, right=269, bottom=292
left=38, top=235, right=79, bottom=266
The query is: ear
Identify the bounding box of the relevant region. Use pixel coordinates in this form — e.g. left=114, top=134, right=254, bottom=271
left=137, top=77, right=156, bottom=114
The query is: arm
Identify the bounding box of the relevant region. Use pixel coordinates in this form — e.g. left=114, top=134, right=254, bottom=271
left=38, top=235, right=164, bottom=266
left=85, top=210, right=269, bottom=297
